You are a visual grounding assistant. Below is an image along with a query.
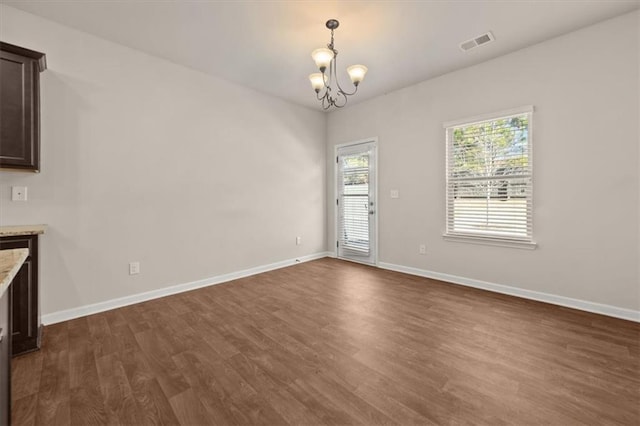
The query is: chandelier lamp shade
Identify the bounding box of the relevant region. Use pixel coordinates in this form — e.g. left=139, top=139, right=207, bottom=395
left=309, top=19, right=368, bottom=109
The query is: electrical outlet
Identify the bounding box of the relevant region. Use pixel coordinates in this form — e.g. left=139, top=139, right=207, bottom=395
left=390, top=189, right=399, bottom=199
left=419, top=244, right=426, bottom=255
left=296, top=236, right=302, bottom=245
left=11, top=186, right=27, bottom=201
left=129, top=262, right=140, bottom=275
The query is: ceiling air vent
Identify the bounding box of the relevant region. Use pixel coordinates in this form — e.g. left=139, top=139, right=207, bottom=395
left=459, top=31, right=495, bottom=52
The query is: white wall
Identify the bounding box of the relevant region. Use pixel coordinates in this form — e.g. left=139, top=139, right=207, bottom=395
left=0, top=5, right=327, bottom=317
left=327, top=11, right=640, bottom=312
left=1, top=5, right=637, bottom=321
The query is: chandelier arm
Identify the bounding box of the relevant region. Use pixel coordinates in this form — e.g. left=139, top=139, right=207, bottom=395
left=316, top=71, right=335, bottom=101
left=321, top=69, right=331, bottom=91
left=337, top=84, right=358, bottom=97
left=335, top=61, right=358, bottom=96
left=330, top=54, right=337, bottom=98
left=322, top=94, right=332, bottom=110
left=321, top=59, right=335, bottom=106
left=316, top=86, right=327, bottom=101
left=332, top=53, right=358, bottom=97
left=333, top=89, right=348, bottom=108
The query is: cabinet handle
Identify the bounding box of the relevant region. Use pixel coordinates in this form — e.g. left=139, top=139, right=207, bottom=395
left=0, top=327, right=3, bottom=343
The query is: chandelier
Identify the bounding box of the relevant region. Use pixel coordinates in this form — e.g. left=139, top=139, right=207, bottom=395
left=309, top=19, right=368, bottom=110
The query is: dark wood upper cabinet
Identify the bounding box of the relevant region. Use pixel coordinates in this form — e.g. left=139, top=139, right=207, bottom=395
left=0, top=42, right=46, bottom=172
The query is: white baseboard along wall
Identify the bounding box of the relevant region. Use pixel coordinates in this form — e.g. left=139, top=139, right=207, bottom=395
left=42, top=252, right=331, bottom=325
left=378, top=262, right=640, bottom=323
left=43, top=254, right=639, bottom=325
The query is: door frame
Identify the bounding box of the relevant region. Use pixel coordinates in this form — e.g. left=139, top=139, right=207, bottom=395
left=334, top=137, right=379, bottom=266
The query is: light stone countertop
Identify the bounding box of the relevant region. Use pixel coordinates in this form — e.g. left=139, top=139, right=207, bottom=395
left=0, top=249, right=29, bottom=297
left=0, top=224, right=47, bottom=237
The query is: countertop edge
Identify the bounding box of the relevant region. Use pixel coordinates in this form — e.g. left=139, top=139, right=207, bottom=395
left=0, top=224, right=47, bottom=237
left=0, top=248, right=29, bottom=297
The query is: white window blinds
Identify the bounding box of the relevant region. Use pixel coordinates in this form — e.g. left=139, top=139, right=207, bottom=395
left=338, top=152, right=371, bottom=254
left=445, top=106, right=534, bottom=244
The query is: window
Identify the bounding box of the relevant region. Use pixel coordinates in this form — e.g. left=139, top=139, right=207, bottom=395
left=444, top=106, right=535, bottom=248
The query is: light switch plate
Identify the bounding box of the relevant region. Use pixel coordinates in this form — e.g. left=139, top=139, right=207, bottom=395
left=390, top=189, right=399, bottom=199
left=11, top=186, right=27, bottom=201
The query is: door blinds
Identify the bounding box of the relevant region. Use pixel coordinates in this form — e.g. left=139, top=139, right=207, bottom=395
left=338, top=152, right=371, bottom=254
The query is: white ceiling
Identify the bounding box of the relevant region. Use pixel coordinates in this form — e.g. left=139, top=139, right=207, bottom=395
left=3, top=0, right=639, bottom=111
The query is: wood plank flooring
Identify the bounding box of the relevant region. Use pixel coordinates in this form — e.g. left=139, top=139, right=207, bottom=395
left=11, top=258, right=640, bottom=425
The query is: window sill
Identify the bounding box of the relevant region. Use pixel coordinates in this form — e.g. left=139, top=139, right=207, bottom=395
left=443, top=234, right=537, bottom=250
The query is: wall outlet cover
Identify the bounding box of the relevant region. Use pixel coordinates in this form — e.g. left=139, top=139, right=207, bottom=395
left=11, top=186, right=27, bottom=201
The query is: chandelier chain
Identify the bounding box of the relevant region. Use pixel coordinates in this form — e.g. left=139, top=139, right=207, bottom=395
left=328, top=29, right=335, bottom=52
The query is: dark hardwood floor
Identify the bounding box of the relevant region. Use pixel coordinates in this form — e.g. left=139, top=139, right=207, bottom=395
left=11, top=258, right=640, bottom=425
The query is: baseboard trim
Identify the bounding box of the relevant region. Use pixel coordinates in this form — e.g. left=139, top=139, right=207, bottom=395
left=42, top=251, right=331, bottom=325
left=43, top=253, right=639, bottom=325
left=378, top=262, right=640, bottom=323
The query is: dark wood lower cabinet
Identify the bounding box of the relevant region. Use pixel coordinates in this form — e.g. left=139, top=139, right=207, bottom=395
left=0, top=284, right=10, bottom=426
left=0, top=236, right=40, bottom=356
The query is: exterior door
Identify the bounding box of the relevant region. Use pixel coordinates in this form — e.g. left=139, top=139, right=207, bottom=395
left=336, top=141, right=377, bottom=265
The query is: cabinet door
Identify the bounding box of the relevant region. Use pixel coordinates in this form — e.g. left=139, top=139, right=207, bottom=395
left=0, top=47, right=41, bottom=171
left=0, top=287, right=10, bottom=426
left=10, top=262, right=38, bottom=354
left=0, top=236, right=39, bottom=355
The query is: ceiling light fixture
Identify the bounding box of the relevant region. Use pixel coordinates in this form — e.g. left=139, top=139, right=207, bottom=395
left=309, top=19, right=367, bottom=110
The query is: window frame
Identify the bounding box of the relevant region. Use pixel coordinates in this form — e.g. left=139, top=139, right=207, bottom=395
left=443, top=105, right=536, bottom=249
